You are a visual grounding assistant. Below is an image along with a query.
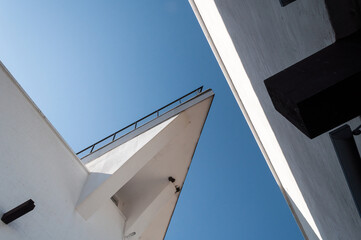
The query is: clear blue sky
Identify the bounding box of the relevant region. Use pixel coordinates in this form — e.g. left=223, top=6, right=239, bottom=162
left=0, top=1, right=302, bottom=239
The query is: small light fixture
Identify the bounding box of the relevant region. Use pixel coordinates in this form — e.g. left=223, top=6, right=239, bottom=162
left=168, top=176, right=175, bottom=183
left=1, top=199, right=35, bottom=224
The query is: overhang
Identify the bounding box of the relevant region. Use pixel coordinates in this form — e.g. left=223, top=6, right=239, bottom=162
left=265, top=31, right=361, bottom=138
left=76, top=89, right=214, bottom=240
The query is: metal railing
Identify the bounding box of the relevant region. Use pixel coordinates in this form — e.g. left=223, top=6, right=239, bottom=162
left=76, top=86, right=204, bottom=159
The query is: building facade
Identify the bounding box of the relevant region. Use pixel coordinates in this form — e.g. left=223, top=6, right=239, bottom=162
left=0, top=62, right=214, bottom=240
left=189, top=0, right=361, bottom=239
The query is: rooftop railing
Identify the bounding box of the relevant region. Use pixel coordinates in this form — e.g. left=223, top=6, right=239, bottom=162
left=76, top=86, right=204, bottom=159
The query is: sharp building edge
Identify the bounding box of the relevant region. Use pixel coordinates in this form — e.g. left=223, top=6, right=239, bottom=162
left=0, top=61, right=214, bottom=240
left=189, top=0, right=361, bottom=239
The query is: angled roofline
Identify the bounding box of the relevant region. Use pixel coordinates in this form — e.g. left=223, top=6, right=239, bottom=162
left=0, top=61, right=88, bottom=173
left=77, top=86, right=204, bottom=159
left=81, top=89, right=214, bottom=164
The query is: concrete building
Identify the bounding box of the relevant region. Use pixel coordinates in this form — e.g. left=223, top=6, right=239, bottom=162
left=0, top=61, right=214, bottom=240
left=189, top=0, right=361, bottom=239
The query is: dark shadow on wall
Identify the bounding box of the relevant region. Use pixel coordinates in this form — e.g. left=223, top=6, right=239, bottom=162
left=324, top=0, right=361, bottom=39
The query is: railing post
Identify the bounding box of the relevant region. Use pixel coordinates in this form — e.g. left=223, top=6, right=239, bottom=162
left=90, top=145, right=95, bottom=153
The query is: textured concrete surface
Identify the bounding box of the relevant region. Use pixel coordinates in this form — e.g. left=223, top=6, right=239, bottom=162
left=190, top=0, right=361, bottom=239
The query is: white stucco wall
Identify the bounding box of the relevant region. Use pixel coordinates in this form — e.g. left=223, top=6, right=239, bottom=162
left=0, top=62, right=125, bottom=240
left=190, top=0, right=361, bottom=239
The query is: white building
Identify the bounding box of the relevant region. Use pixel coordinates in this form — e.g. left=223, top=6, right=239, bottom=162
left=189, top=0, right=361, bottom=239
left=0, top=61, right=214, bottom=240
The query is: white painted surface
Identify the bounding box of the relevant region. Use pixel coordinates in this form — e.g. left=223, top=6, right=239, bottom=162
left=0, top=63, right=125, bottom=239
left=76, top=115, right=186, bottom=219
left=116, top=96, right=214, bottom=240
left=81, top=89, right=214, bottom=164
left=0, top=60, right=214, bottom=240
left=124, top=182, right=177, bottom=237
left=190, top=1, right=361, bottom=239
left=78, top=93, right=214, bottom=239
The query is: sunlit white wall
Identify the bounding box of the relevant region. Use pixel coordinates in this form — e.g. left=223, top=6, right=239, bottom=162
left=190, top=0, right=361, bottom=239
left=0, top=63, right=125, bottom=240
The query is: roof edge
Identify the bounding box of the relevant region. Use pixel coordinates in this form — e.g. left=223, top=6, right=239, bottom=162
left=0, top=60, right=89, bottom=173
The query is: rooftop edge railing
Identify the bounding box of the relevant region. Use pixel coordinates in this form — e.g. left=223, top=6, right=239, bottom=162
left=76, top=86, right=204, bottom=159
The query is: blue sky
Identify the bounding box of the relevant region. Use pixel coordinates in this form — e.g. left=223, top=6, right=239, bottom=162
left=0, top=1, right=302, bottom=239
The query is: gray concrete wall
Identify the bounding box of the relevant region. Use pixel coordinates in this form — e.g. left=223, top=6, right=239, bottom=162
left=0, top=62, right=125, bottom=240
left=190, top=0, right=361, bottom=239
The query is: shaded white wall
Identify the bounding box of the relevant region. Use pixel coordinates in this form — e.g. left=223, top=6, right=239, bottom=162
left=190, top=0, right=361, bottom=239
left=0, top=63, right=125, bottom=240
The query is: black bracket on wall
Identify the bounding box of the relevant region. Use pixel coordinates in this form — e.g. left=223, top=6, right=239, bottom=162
left=353, top=124, right=361, bottom=135
left=279, top=0, right=297, bottom=7
left=1, top=199, right=35, bottom=224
